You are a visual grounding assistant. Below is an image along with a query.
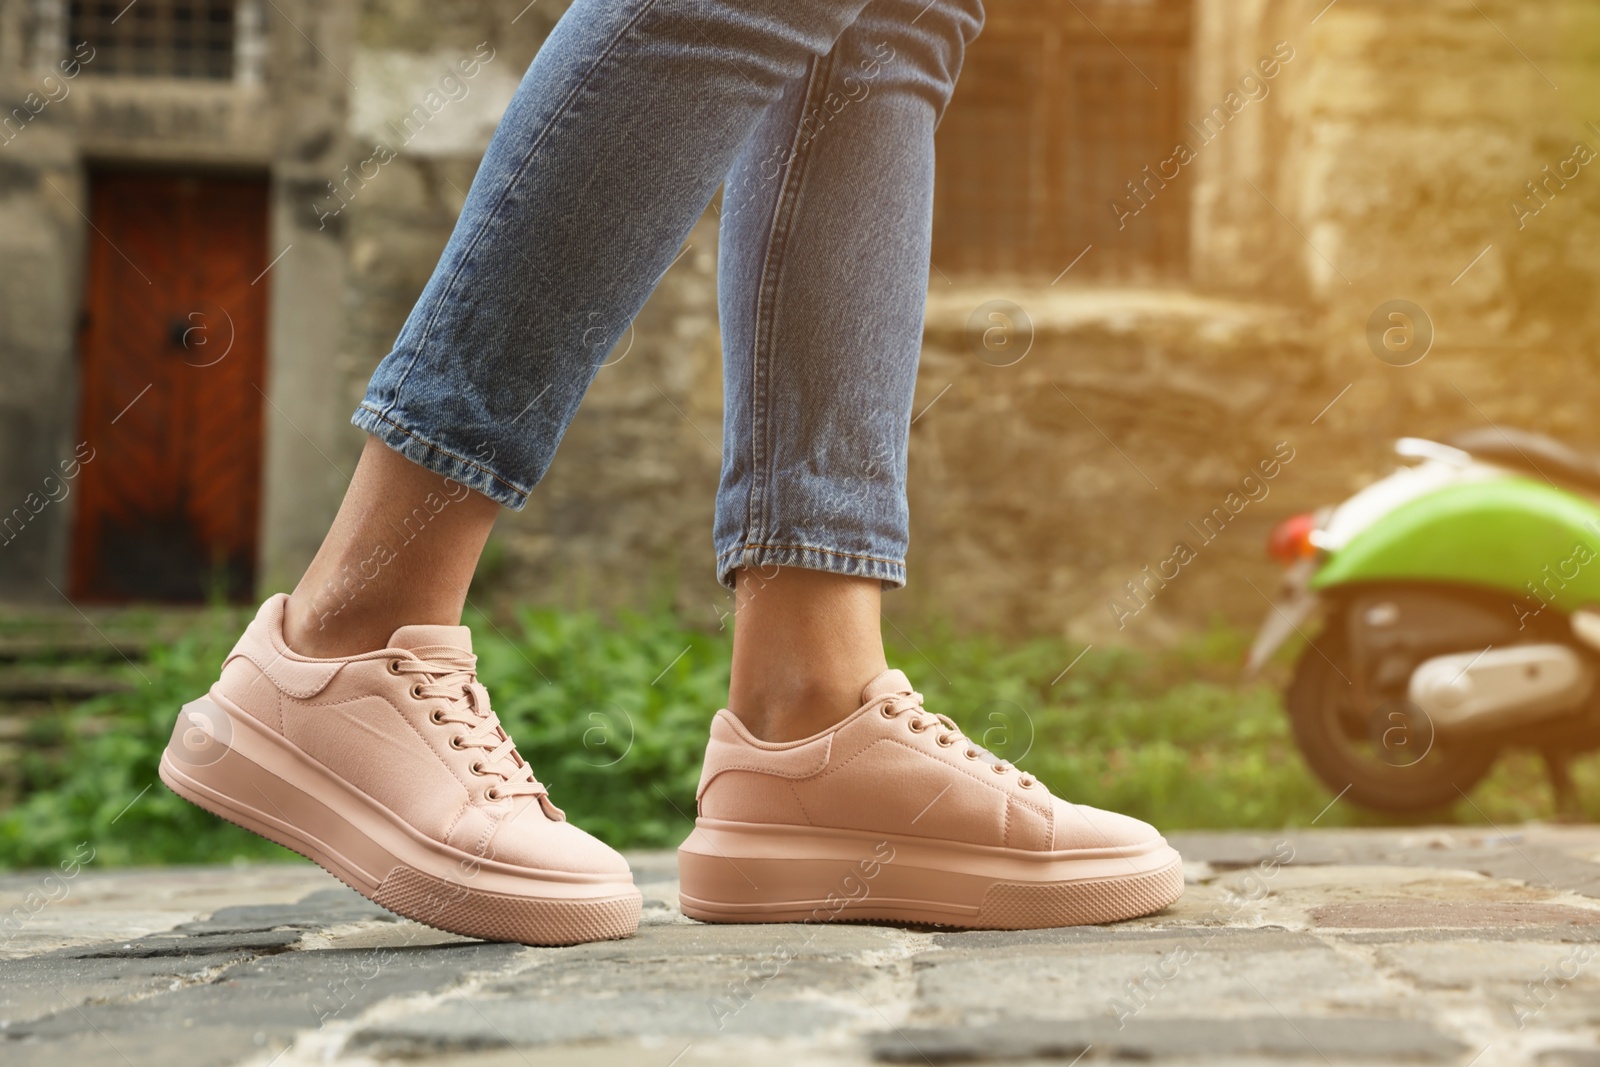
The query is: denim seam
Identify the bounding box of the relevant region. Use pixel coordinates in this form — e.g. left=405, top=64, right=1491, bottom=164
left=381, top=0, right=667, bottom=415
left=716, top=541, right=904, bottom=568
left=744, top=49, right=835, bottom=568
left=356, top=402, right=530, bottom=498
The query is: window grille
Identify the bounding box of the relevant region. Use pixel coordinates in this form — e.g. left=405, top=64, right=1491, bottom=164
left=933, top=0, right=1193, bottom=281
left=69, top=0, right=237, bottom=80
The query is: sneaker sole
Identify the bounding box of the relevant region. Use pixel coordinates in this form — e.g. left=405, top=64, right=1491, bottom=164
left=160, top=695, right=641, bottom=946
left=677, top=818, right=1182, bottom=928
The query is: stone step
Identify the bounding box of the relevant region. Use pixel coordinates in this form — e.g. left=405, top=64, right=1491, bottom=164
left=0, top=605, right=244, bottom=665
left=0, top=634, right=156, bottom=664
left=0, top=668, right=134, bottom=703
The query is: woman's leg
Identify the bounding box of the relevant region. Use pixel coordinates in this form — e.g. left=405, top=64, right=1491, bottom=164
left=716, top=0, right=982, bottom=739
left=284, top=438, right=499, bottom=657
left=681, top=0, right=1185, bottom=931
left=280, top=0, right=891, bottom=658
left=728, top=569, right=886, bottom=741
left=164, top=0, right=938, bottom=947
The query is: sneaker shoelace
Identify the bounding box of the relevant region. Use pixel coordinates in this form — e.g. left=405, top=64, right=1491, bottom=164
left=393, top=650, right=557, bottom=809
left=878, top=688, right=1038, bottom=789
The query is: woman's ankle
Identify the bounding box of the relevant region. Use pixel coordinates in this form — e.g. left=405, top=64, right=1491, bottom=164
left=726, top=565, right=888, bottom=741
left=276, top=437, right=499, bottom=659
left=728, top=667, right=886, bottom=742
left=281, top=584, right=405, bottom=659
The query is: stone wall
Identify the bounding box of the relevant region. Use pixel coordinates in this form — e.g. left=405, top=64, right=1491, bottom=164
left=894, top=0, right=1600, bottom=644
left=324, top=0, right=1600, bottom=645
left=0, top=0, right=86, bottom=599
left=5, top=0, right=1598, bottom=647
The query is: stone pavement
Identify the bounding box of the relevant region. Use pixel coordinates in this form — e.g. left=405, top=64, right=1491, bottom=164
left=3, top=827, right=1600, bottom=1067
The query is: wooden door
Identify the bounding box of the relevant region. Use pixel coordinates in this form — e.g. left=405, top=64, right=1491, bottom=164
left=70, top=170, right=270, bottom=602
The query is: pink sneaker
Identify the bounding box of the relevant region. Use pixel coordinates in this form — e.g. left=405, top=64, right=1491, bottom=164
left=678, top=669, right=1182, bottom=928
left=158, top=595, right=640, bottom=945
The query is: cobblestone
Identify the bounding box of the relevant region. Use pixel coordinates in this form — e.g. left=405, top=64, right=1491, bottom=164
left=1, top=827, right=1598, bottom=1065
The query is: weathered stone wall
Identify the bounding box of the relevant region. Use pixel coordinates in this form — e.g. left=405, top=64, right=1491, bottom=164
left=330, top=0, right=1600, bottom=645
left=903, top=288, right=1319, bottom=645
left=0, top=0, right=88, bottom=598
left=7, top=0, right=1598, bottom=646
left=898, top=0, right=1600, bottom=644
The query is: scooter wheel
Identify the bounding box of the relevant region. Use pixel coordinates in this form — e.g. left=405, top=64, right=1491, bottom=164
left=1286, top=628, right=1497, bottom=813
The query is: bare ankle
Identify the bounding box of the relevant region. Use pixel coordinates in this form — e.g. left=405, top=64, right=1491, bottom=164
left=282, top=586, right=399, bottom=658
left=729, top=674, right=875, bottom=743
left=725, top=565, right=888, bottom=742
left=277, top=436, right=499, bottom=658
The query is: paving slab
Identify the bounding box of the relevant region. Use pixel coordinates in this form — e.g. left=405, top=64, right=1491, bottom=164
left=0, top=829, right=1597, bottom=1066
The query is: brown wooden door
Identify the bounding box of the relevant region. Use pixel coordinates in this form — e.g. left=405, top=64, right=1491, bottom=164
left=70, top=170, right=270, bottom=602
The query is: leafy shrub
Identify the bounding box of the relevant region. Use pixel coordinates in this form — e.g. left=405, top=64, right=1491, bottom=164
left=0, top=606, right=1588, bottom=869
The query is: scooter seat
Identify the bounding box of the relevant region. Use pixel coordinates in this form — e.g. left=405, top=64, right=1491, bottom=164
left=1448, top=426, right=1600, bottom=494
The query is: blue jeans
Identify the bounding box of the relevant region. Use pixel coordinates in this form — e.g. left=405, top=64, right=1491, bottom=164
left=352, top=0, right=984, bottom=589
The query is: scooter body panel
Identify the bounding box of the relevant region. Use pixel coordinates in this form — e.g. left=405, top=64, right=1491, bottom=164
left=1310, top=477, right=1600, bottom=612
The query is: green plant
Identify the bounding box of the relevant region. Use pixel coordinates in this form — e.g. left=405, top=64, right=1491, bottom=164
left=469, top=605, right=730, bottom=847
left=0, top=620, right=289, bottom=867
left=1, top=606, right=1593, bottom=870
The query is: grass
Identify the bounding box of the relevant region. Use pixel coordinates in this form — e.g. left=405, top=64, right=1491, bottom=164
left=0, top=605, right=1593, bottom=869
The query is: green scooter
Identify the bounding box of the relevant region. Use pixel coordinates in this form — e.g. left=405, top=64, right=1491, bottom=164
left=1249, top=429, right=1600, bottom=814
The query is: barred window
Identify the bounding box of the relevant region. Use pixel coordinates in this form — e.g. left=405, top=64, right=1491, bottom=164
left=933, top=0, right=1193, bottom=282
left=69, top=0, right=237, bottom=80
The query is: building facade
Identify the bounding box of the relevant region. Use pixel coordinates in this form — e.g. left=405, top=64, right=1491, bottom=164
left=0, top=0, right=1593, bottom=642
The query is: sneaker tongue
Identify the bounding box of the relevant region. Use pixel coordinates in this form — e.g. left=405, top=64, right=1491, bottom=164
left=860, top=668, right=914, bottom=704
left=387, top=624, right=473, bottom=654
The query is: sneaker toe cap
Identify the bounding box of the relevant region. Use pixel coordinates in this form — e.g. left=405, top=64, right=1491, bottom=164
left=488, top=810, right=631, bottom=877
left=1052, top=798, right=1164, bottom=852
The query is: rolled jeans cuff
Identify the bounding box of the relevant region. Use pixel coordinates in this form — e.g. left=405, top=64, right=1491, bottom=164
left=715, top=540, right=906, bottom=591
left=352, top=404, right=532, bottom=510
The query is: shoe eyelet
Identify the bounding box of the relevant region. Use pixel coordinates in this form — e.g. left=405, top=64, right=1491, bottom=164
left=964, top=749, right=979, bottom=760
left=485, top=787, right=502, bottom=801
left=449, top=735, right=466, bottom=750
left=992, top=763, right=1009, bottom=774
left=907, top=719, right=925, bottom=733
left=1019, top=778, right=1035, bottom=789
left=881, top=706, right=897, bottom=719
left=410, top=683, right=425, bottom=699
left=429, top=709, right=446, bottom=725
left=387, top=659, right=404, bottom=676
left=936, top=734, right=955, bottom=747
left=469, top=760, right=485, bottom=776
